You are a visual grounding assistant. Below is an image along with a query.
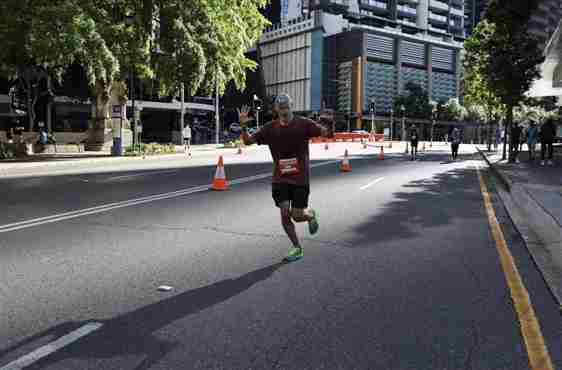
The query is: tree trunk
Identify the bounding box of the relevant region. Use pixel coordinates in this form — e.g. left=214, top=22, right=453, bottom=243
left=487, top=121, right=493, bottom=151
left=503, top=106, right=513, bottom=161
left=87, top=80, right=128, bottom=151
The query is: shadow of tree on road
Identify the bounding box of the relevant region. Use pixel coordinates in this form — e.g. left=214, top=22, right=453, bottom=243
left=2, top=262, right=285, bottom=370
left=343, top=166, right=487, bottom=247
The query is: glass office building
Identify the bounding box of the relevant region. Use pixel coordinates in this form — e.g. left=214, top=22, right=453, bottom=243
left=258, top=0, right=463, bottom=128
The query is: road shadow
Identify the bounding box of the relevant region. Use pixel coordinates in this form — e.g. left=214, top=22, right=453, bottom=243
left=1, top=262, right=285, bottom=370
left=345, top=166, right=486, bottom=246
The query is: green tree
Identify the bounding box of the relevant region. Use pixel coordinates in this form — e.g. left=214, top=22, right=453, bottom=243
left=393, top=82, right=432, bottom=119
left=0, top=0, right=270, bottom=142
left=465, top=0, right=545, bottom=160
left=462, top=28, right=507, bottom=151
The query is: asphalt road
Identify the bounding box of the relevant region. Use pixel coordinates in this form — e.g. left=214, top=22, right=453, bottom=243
left=0, top=145, right=561, bottom=369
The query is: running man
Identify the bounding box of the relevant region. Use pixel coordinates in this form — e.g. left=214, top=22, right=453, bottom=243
left=238, top=94, right=333, bottom=262
left=409, top=124, right=419, bottom=160
left=183, top=123, right=192, bottom=156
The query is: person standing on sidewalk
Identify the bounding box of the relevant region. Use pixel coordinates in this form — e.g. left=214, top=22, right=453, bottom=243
left=539, top=117, right=557, bottom=166
left=183, top=123, right=192, bottom=156
left=526, top=120, right=538, bottom=161
left=494, top=125, right=501, bottom=151
left=238, top=94, right=333, bottom=262
left=451, top=127, right=461, bottom=160
left=409, top=124, right=419, bottom=160
left=510, top=121, right=523, bottom=163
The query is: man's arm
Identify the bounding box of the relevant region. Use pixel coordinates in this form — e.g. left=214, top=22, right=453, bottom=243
left=312, top=117, right=335, bottom=138
left=237, top=105, right=258, bottom=145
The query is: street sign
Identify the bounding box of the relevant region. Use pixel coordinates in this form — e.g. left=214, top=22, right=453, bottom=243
left=112, top=105, right=122, bottom=118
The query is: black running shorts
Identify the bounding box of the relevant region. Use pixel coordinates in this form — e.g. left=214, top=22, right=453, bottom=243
left=410, top=140, right=419, bottom=148
left=272, top=183, right=310, bottom=209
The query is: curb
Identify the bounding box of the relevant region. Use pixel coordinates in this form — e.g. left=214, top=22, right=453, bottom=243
left=478, top=147, right=562, bottom=309
left=476, top=147, right=512, bottom=192
left=0, top=146, right=262, bottom=177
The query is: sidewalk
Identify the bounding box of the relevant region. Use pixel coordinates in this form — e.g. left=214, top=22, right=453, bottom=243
left=479, top=146, right=562, bottom=308
left=0, top=144, right=259, bottom=176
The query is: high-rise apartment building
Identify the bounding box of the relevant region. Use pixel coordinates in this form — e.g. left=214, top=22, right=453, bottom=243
left=464, top=0, right=487, bottom=36
left=467, top=0, right=561, bottom=45
left=258, top=0, right=464, bottom=131
left=529, top=0, right=562, bottom=49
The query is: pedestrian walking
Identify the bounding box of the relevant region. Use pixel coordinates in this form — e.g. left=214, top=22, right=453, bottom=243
left=494, top=125, right=501, bottom=151
left=451, top=127, right=461, bottom=160
left=510, top=121, right=523, bottom=163
left=183, top=123, right=192, bottom=156
left=539, top=117, right=557, bottom=166
left=238, top=94, right=333, bottom=262
left=519, top=124, right=527, bottom=152
left=526, top=120, right=538, bottom=161
left=409, top=124, right=419, bottom=160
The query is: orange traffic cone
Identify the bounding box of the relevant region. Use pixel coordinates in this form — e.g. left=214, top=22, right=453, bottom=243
left=379, top=146, right=385, bottom=160
left=212, top=156, right=229, bottom=191
left=340, top=149, right=352, bottom=172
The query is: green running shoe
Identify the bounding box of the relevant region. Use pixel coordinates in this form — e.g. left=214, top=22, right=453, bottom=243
left=284, top=247, right=303, bottom=262
left=308, top=209, right=319, bottom=235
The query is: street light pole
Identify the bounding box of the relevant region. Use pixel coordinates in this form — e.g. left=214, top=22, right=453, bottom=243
left=390, top=108, right=394, bottom=141
left=431, top=104, right=436, bottom=148
left=215, top=75, right=220, bottom=146
left=400, top=105, right=406, bottom=141
left=180, top=82, right=185, bottom=145
left=370, top=98, right=375, bottom=134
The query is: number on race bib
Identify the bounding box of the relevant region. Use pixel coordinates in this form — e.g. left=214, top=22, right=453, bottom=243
left=278, top=158, right=300, bottom=175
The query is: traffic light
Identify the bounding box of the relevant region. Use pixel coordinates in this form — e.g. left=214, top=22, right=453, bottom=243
left=369, top=100, right=375, bottom=113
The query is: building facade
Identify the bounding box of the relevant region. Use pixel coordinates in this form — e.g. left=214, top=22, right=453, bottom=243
left=528, top=0, right=562, bottom=49
left=258, top=1, right=464, bottom=129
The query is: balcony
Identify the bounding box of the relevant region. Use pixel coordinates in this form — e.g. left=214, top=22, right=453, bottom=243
left=398, top=18, right=418, bottom=27
left=429, top=25, right=448, bottom=34
left=450, top=6, right=464, bottom=17
left=429, top=13, right=447, bottom=24
left=360, top=0, right=389, bottom=10
left=429, top=0, right=449, bottom=12
left=397, top=5, right=417, bottom=17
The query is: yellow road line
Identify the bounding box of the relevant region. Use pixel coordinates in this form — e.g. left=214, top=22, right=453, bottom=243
left=476, top=165, right=554, bottom=370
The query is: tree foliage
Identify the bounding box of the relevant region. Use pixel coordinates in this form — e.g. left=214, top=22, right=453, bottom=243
left=462, top=0, right=545, bottom=159
left=393, top=82, right=432, bottom=119
left=0, top=0, right=270, bottom=97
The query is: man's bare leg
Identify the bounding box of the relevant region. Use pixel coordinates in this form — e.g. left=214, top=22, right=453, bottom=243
left=290, top=208, right=314, bottom=223
left=280, top=204, right=300, bottom=247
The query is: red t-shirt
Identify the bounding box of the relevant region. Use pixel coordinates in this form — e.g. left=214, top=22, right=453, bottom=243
left=253, top=117, right=323, bottom=185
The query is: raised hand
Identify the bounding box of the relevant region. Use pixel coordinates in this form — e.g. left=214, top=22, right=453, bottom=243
left=237, top=105, right=253, bottom=126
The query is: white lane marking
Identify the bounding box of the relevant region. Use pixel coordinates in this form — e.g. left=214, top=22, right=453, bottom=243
left=0, top=322, right=103, bottom=370
left=106, top=170, right=179, bottom=181
left=359, top=177, right=385, bottom=190
left=0, top=160, right=339, bottom=233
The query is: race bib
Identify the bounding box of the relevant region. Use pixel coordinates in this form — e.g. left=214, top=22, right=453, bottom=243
left=278, top=158, right=300, bottom=176
left=412, top=134, right=417, bottom=140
